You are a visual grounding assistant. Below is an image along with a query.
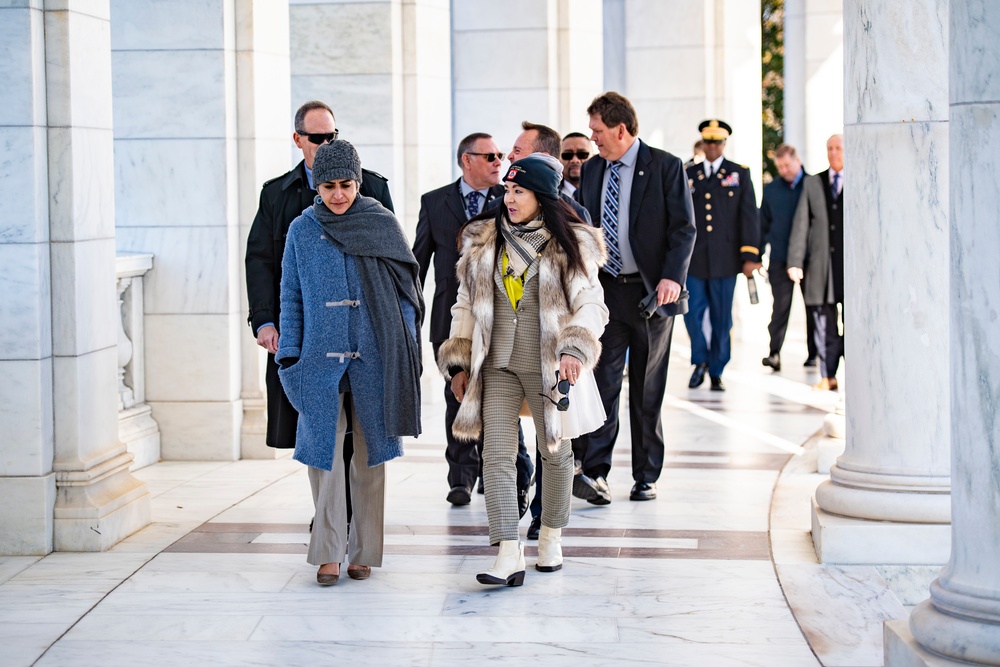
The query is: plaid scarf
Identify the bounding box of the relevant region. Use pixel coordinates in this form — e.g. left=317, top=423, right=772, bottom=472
left=501, top=217, right=551, bottom=277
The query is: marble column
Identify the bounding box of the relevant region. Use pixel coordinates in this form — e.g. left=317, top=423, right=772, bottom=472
left=111, top=0, right=249, bottom=460
left=811, top=0, right=951, bottom=565
left=234, top=0, right=291, bottom=459
left=887, top=3, right=1000, bottom=664
left=451, top=0, right=603, bottom=178
left=290, top=0, right=407, bottom=226
left=783, top=0, right=844, bottom=172
left=0, top=1, right=150, bottom=554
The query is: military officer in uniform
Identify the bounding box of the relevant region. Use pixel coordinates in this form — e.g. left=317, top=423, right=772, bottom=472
left=683, top=119, right=761, bottom=391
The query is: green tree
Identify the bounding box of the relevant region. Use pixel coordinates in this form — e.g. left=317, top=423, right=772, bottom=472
left=762, top=0, right=784, bottom=183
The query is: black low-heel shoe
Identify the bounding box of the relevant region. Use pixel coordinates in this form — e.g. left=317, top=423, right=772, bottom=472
left=476, top=570, right=525, bottom=587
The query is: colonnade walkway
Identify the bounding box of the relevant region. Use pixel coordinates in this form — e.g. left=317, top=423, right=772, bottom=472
left=3, top=324, right=910, bottom=667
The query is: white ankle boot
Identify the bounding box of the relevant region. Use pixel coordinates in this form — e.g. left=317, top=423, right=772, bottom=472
left=536, top=526, right=563, bottom=572
left=477, top=539, right=525, bottom=586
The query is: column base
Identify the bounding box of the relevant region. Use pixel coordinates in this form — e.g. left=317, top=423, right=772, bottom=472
left=119, top=403, right=160, bottom=470
left=884, top=620, right=957, bottom=666
left=240, top=397, right=276, bottom=459
left=811, top=498, right=951, bottom=564
left=817, top=434, right=846, bottom=474
left=54, top=451, right=150, bottom=551
left=0, top=474, right=56, bottom=555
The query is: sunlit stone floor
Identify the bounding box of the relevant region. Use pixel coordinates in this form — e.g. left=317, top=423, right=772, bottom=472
left=2, top=305, right=903, bottom=667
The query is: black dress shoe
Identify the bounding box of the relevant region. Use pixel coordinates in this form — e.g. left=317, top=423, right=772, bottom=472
left=572, top=472, right=611, bottom=505
left=446, top=485, right=471, bottom=506
left=688, top=362, right=709, bottom=388
left=710, top=376, right=725, bottom=391
left=761, top=353, right=781, bottom=371
left=629, top=481, right=657, bottom=501
left=803, top=356, right=818, bottom=368
left=518, top=487, right=529, bottom=518
left=526, top=516, right=541, bottom=540
left=476, top=478, right=485, bottom=494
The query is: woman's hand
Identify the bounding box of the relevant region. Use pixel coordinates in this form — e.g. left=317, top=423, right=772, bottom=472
left=452, top=371, right=469, bottom=402
left=559, top=354, right=583, bottom=385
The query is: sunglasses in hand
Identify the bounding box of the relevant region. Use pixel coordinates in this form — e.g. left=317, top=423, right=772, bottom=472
left=300, top=130, right=340, bottom=145
left=538, top=370, right=571, bottom=411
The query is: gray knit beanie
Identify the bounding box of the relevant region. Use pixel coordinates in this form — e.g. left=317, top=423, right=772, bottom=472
left=313, top=139, right=363, bottom=186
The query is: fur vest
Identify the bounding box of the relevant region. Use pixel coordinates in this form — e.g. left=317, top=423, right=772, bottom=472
left=437, top=218, right=608, bottom=454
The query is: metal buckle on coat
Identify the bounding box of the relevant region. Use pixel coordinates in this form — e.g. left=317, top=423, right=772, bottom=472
left=326, top=352, right=361, bottom=363
left=325, top=299, right=360, bottom=307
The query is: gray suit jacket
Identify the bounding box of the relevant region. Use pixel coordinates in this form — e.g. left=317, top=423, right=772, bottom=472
left=787, top=169, right=839, bottom=305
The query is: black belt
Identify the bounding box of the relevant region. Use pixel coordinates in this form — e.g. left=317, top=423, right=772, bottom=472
left=602, top=271, right=643, bottom=284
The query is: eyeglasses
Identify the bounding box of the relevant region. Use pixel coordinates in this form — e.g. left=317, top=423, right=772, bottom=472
left=298, top=130, right=339, bottom=145
left=538, top=371, right=571, bottom=411
left=466, top=152, right=503, bottom=162
left=561, top=150, right=590, bottom=161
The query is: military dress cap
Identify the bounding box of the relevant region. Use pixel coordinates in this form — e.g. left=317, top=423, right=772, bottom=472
left=699, top=119, right=733, bottom=141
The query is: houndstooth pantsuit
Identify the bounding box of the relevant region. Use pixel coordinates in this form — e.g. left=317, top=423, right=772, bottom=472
left=482, top=266, right=573, bottom=545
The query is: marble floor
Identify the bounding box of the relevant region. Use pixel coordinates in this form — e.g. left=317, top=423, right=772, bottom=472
left=1, top=308, right=913, bottom=667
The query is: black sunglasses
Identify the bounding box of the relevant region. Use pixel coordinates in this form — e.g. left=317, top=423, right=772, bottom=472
left=466, top=152, right=503, bottom=162
left=538, top=371, right=571, bottom=411
left=561, top=150, right=590, bottom=161
left=702, top=138, right=724, bottom=145
left=300, top=130, right=339, bottom=145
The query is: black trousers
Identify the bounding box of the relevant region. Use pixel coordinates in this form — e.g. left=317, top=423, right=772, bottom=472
left=810, top=303, right=844, bottom=378
left=438, top=347, right=532, bottom=493
left=572, top=276, right=674, bottom=484
left=767, top=261, right=817, bottom=359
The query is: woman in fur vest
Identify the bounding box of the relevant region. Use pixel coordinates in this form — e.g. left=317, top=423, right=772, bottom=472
left=438, top=154, right=608, bottom=586
left=276, top=140, right=423, bottom=586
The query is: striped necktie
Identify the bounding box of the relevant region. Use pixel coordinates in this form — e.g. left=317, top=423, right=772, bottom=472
left=601, top=160, right=624, bottom=276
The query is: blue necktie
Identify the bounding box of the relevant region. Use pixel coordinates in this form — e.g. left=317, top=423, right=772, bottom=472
left=831, top=172, right=840, bottom=198
left=601, top=161, right=624, bottom=276
left=466, top=191, right=480, bottom=218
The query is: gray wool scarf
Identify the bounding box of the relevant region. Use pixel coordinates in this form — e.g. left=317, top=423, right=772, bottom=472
left=313, top=195, right=424, bottom=437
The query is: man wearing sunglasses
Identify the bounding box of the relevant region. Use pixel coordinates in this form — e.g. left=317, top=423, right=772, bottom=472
left=559, top=132, right=592, bottom=199
left=413, top=133, right=533, bottom=513
left=246, top=100, right=395, bottom=453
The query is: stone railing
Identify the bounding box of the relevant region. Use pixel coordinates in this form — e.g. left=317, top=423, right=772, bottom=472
left=116, top=253, right=160, bottom=470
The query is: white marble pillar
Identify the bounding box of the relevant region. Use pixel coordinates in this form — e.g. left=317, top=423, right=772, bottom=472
left=783, top=0, right=806, bottom=156
left=111, top=0, right=247, bottom=460
left=234, top=0, right=291, bottom=459
left=0, top=1, right=150, bottom=554
left=887, top=3, right=1000, bottom=664
left=811, top=0, right=951, bottom=565
left=290, top=0, right=406, bottom=225
left=451, top=0, right=603, bottom=178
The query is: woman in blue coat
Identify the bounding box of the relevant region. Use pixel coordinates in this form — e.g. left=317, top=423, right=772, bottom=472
left=276, top=140, right=423, bottom=585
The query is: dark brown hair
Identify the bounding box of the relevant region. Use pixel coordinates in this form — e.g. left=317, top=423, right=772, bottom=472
left=586, top=92, right=638, bottom=136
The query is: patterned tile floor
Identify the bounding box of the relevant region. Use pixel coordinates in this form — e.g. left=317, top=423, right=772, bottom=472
left=2, top=313, right=883, bottom=667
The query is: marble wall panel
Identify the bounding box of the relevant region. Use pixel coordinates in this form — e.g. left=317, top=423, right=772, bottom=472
left=452, top=0, right=548, bottom=30
left=844, top=0, right=947, bottom=124
left=41, top=1, right=110, bottom=19
left=951, top=2, right=1000, bottom=105
left=844, top=121, right=950, bottom=475
left=290, top=74, right=394, bottom=146
left=628, top=98, right=711, bottom=161
left=114, top=139, right=229, bottom=228
left=111, top=50, right=228, bottom=140
left=625, top=46, right=707, bottom=101
left=153, top=400, right=242, bottom=460
left=0, top=7, right=45, bottom=126
left=49, top=237, right=119, bottom=357
left=143, top=313, right=240, bottom=403
left=624, top=0, right=705, bottom=48
left=452, top=89, right=551, bottom=167
left=0, top=242, right=51, bottom=361
left=0, top=475, right=55, bottom=556
left=43, top=9, right=113, bottom=130
left=110, top=0, right=227, bottom=51
left=116, top=226, right=233, bottom=315
left=452, top=30, right=550, bottom=91
left=290, top=0, right=392, bottom=4
left=0, top=358, right=54, bottom=476
left=235, top=0, right=290, bottom=56
left=0, top=126, right=49, bottom=244
left=289, top=2, right=392, bottom=76
left=51, top=346, right=120, bottom=464
left=47, top=126, right=116, bottom=242
left=0, top=0, right=42, bottom=8
left=237, top=53, right=292, bottom=138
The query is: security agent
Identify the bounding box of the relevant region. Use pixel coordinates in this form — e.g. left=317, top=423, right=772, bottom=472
left=682, top=119, right=761, bottom=391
